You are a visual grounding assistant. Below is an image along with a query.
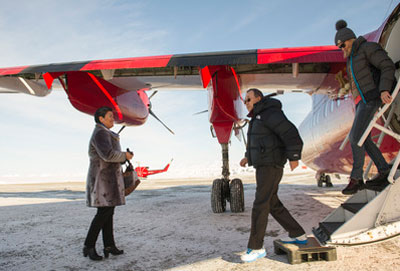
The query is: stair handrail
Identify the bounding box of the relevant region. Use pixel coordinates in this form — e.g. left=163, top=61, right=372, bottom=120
left=363, top=105, right=396, bottom=179
left=357, top=79, right=400, bottom=184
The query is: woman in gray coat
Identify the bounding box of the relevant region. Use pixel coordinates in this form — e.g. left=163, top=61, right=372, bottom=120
left=83, top=106, right=133, bottom=261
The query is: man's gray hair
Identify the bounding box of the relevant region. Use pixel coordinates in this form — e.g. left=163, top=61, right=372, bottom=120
left=247, top=88, right=264, bottom=98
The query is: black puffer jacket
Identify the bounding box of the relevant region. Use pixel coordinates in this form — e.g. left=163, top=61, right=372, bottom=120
left=246, top=97, right=303, bottom=168
left=347, top=36, right=396, bottom=102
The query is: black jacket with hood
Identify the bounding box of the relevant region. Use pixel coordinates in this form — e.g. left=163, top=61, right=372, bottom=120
left=245, top=97, right=303, bottom=168
left=347, top=36, right=396, bottom=102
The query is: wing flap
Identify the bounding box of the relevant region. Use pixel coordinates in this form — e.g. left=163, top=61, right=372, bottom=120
left=0, top=77, right=50, bottom=96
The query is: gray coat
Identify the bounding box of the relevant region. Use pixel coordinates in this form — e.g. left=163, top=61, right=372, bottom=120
left=86, top=124, right=126, bottom=207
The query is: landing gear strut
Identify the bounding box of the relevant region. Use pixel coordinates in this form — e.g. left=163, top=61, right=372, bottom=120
left=317, top=173, right=333, bottom=187
left=211, top=143, right=245, bottom=213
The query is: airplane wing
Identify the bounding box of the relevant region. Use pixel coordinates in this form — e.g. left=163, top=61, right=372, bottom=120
left=0, top=45, right=345, bottom=96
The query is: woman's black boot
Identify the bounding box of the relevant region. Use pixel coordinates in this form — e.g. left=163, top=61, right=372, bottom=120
left=103, top=246, right=124, bottom=258
left=83, top=246, right=103, bottom=261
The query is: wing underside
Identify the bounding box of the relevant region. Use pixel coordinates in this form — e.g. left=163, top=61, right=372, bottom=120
left=0, top=45, right=345, bottom=96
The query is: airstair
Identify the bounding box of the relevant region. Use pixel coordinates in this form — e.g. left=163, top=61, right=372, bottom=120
left=313, top=80, right=400, bottom=245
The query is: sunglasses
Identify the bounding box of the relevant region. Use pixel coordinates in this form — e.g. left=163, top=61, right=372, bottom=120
left=338, top=43, right=346, bottom=49
left=244, top=98, right=251, bottom=104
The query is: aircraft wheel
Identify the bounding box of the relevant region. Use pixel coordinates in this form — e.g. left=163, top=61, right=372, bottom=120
left=222, top=179, right=230, bottom=202
left=317, top=178, right=323, bottom=187
left=326, top=175, right=333, bottom=187
left=211, top=179, right=226, bottom=213
left=229, top=178, right=244, bottom=213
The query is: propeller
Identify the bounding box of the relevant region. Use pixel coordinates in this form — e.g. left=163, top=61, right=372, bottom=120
left=193, top=109, right=208, bottom=116
left=116, top=90, right=174, bottom=135
left=117, top=125, right=126, bottom=134
left=149, top=108, right=175, bottom=135
left=148, top=90, right=175, bottom=135
left=148, top=90, right=158, bottom=100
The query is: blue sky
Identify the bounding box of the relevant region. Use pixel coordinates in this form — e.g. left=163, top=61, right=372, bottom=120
left=0, top=0, right=398, bottom=183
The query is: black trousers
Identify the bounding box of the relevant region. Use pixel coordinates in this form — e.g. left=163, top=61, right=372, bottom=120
left=84, top=207, right=116, bottom=248
left=248, top=166, right=305, bottom=249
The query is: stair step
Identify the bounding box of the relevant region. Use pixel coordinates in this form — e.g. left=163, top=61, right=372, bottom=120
left=319, top=222, right=343, bottom=236
left=312, top=222, right=343, bottom=245
left=341, top=202, right=366, bottom=214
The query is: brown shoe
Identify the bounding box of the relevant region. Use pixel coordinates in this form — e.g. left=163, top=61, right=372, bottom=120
left=342, top=178, right=364, bottom=195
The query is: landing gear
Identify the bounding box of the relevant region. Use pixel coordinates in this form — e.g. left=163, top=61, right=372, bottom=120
left=211, top=143, right=245, bottom=213
left=317, top=173, right=333, bottom=187
left=211, top=179, right=228, bottom=213
left=230, top=178, right=244, bottom=212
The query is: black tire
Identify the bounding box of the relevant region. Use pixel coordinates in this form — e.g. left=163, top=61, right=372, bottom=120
left=326, top=175, right=333, bottom=187
left=211, top=179, right=226, bottom=213
left=317, top=178, right=323, bottom=187
left=222, top=179, right=230, bottom=202
left=229, top=178, right=244, bottom=213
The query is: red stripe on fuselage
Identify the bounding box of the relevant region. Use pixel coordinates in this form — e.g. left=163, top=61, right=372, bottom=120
left=88, top=73, right=123, bottom=120
left=81, top=55, right=173, bottom=71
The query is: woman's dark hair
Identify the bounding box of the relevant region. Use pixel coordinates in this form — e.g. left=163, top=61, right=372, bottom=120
left=247, top=88, right=264, bottom=98
left=94, top=106, right=113, bottom=124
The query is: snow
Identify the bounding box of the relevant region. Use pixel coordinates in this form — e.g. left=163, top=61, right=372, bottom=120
left=0, top=172, right=399, bottom=271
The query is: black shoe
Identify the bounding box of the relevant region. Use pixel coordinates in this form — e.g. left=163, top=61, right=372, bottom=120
left=104, top=246, right=124, bottom=258
left=368, top=181, right=390, bottom=191
left=366, top=171, right=389, bottom=187
left=342, top=178, right=364, bottom=195
left=83, top=246, right=103, bottom=261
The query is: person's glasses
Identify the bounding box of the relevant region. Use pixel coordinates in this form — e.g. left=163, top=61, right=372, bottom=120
left=338, top=43, right=346, bottom=49
left=244, top=98, right=251, bottom=104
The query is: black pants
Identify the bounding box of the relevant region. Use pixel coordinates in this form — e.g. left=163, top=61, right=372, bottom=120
left=248, top=166, right=305, bottom=249
left=84, top=207, right=116, bottom=248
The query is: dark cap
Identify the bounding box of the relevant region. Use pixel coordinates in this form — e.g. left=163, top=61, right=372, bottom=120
left=334, top=20, right=356, bottom=45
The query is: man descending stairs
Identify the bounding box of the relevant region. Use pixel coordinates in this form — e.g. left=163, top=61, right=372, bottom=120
left=314, top=68, right=400, bottom=245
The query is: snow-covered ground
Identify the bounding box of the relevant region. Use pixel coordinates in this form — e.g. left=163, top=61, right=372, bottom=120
left=1, top=172, right=399, bottom=271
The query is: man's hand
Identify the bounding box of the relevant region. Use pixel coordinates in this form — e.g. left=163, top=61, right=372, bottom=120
left=381, top=91, right=392, bottom=104
left=289, top=160, right=299, bottom=171
left=240, top=157, right=248, bottom=167
left=126, top=152, right=134, bottom=160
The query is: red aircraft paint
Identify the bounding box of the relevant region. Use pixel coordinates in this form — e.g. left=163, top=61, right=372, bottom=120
left=87, top=73, right=123, bottom=121
left=0, top=65, right=29, bottom=75
left=205, top=65, right=243, bottom=144
left=80, top=55, right=173, bottom=71
left=63, top=71, right=149, bottom=125
left=0, top=3, right=399, bottom=184
left=257, top=46, right=344, bottom=64
left=135, top=160, right=172, bottom=178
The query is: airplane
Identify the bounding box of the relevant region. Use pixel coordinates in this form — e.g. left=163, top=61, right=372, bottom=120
left=0, top=3, right=400, bottom=216
left=135, top=159, right=173, bottom=178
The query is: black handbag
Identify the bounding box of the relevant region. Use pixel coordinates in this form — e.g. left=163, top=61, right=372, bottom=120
left=123, top=160, right=140, bottom=196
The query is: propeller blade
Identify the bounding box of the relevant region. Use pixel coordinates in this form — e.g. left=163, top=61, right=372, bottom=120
left=148, top=90, right=158, bottom=100
left=149, top=109, right=175, bottom=135
left=193, top=109, right=208, bottom=116
left=117, top=125, right=126, bottom=134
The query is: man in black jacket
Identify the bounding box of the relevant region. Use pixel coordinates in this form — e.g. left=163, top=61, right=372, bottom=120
left=335, top=20, right=396, bottom=194
left=240, top=88, right=307, bottom=263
